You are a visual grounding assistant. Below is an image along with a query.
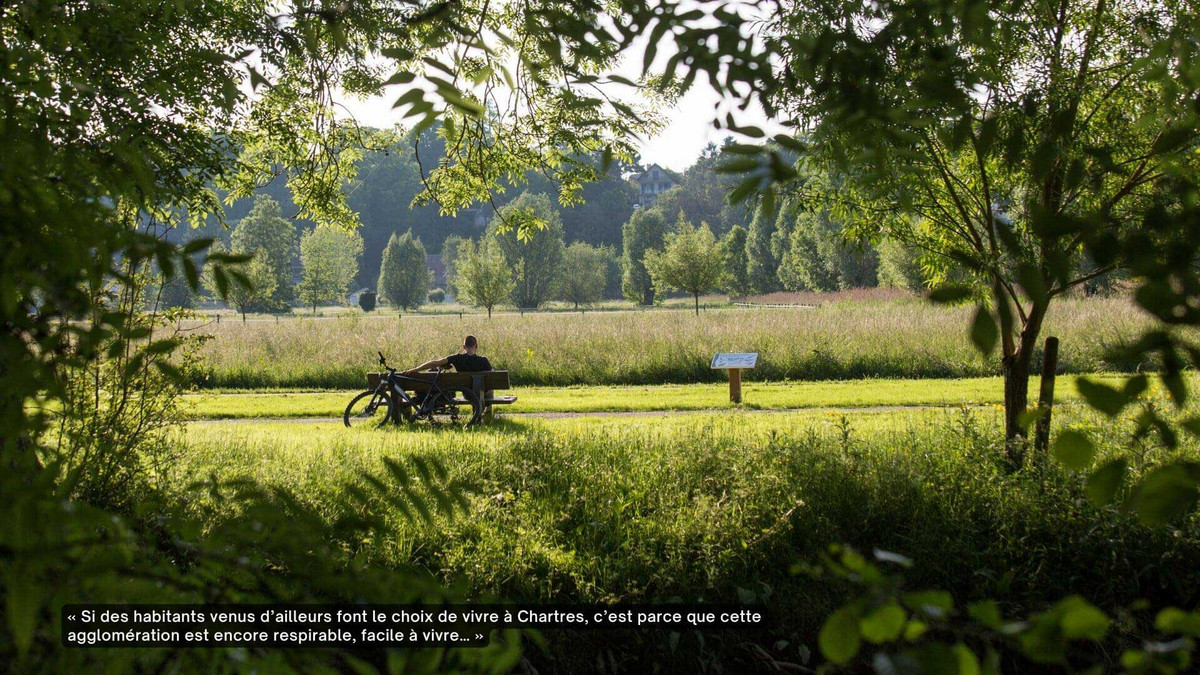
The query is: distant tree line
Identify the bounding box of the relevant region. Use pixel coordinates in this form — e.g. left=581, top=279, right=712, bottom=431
left=165, top=136, right=946, bottom=315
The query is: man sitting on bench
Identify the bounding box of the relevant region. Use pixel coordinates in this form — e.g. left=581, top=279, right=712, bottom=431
left=405, top=335, right=495, bottom=416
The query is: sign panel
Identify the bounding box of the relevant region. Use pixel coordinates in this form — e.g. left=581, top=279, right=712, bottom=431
left=710, top=352, right=758, bottom=369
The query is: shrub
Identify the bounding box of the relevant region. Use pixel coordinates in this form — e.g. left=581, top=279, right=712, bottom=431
left=428, top=288, right=446, bottom=303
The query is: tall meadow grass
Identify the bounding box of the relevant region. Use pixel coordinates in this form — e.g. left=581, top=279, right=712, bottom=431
left=190, top=296, right=1162, bottom=389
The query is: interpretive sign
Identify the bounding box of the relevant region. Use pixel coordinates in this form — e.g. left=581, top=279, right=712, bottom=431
left=710, top=353, right=758, bottom=403
left=710, top=353, right=758, bottom=369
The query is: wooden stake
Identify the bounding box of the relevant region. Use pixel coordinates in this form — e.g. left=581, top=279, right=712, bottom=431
left=1034, top=336, right=1059, bottom=454
left=729, top=368, right=742, bottom=404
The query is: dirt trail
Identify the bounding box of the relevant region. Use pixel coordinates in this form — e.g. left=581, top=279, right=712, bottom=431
left=189, top=404, right=983, bottom=424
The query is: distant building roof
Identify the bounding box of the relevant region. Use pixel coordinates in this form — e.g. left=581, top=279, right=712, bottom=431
left=630, top=164, right=680, bottom=203
left=634, top=163, right=681, bottom=186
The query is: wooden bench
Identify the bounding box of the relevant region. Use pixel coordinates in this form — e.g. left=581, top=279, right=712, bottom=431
left=367, top=370, right=516, bottom=424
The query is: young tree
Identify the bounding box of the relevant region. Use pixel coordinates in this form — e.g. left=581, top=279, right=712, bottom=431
left=720, top=225, right=751, bottom=298
left=779, top=208, right=878, bottom=291
left=440, top=234, right=468, bottom=296
left=644, top=216, right=726, bottom=315
left=488, top=193, right=565, bottom=309
left=209, top=250, right=277, bottom=322
left=298, top=225, right=363, bottom=313
left=377, top=229, right=432, bottom=310
left=745, top=201, right=780, bottom=294
left=876, top=239, right=926, bottom=291
left=556, top=242, right=610, bottom=310
left=230, top=195, right=297, bottom=310
left=599, top=244, right=623, bottom=300
left=621, top=208, right=671, bottom=305
left=455, top=239, right=514, bottom=318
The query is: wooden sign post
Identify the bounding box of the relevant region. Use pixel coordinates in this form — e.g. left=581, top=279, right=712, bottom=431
left=711, top=353, right=759, bottom=404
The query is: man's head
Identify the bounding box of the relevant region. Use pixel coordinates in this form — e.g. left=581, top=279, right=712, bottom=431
left=463, top=335, right=478, bottom=354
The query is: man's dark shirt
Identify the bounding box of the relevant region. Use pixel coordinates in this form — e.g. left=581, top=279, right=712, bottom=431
left=446, top=353, right=491, bottom=372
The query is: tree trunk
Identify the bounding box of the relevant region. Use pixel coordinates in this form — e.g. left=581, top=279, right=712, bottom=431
left=643, top=287, right=654, bottom=306
left=487, top=306, right=492, bottom=319
left=694, top=293, right=699, bottom=316
left=241, top=309, right=246, bottom=323
left=1002, top=301, right=1049, bottom=467
left=1002, top=352, right=1032, bottom=461
left=1034, top=337, right=1060, bottom=456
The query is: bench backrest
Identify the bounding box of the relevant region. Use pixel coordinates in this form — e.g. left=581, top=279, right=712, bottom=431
left=367, top=370, right=510, bottom=392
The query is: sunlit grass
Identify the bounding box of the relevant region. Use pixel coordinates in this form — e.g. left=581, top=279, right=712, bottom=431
left=171, top=407, right=1200, bottom=649
left=179, top=374, right=1151, bottom=419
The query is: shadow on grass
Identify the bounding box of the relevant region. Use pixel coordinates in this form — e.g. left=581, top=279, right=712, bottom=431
left=376, top=417, right=537, bottom=436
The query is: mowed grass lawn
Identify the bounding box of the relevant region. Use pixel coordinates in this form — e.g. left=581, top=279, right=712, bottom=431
left=181, top=373, right=1148, bottom=419
left=172, top=408, right=1200, bottom=669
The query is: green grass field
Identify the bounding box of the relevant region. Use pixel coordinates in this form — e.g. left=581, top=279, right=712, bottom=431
left=158, top=293, right=1198, bottom=670
left=181, top=374, right=1149, bottom=419
left=169, top=407, right=1200, bottom=669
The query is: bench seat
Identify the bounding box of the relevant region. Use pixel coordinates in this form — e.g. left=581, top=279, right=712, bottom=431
left=368, top=370, right=511, bottom=392
left=368, top=370, right=513, bottom=425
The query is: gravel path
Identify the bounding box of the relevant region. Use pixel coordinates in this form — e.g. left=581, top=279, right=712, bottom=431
left=188, top=404, right=985, bottom=424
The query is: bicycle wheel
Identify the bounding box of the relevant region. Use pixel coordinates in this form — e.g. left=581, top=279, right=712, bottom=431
left=343, top=390, right=394, bottom=428
left=425, top=388, right=479, bottom=428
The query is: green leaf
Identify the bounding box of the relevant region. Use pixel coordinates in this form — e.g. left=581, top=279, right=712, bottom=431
left=860, top=603, right=906, bottom=643
left=1086, top=458, right=1128, bottom=505
left=181, top=237, right=214, bottom=254
left=143, top=338, right=180, bottom=356
left=1017, top=406, right=1047, bottom=430
left=182, top=256, right=200, bottom=291
left=1052, top=430, right=1095, bottom=471
left=1155, top=608, right=1200, bottom=637
left=1058, top=598, right=1109, bottom=640
left=903, top=620, right=928, bottom=641
left=1076, top=378, right=1128, bottom=417
left=381, top=46, right=415, bottom=61
left=818, top=605, right=862, bottom=664
left=773, top=134, right=807, bottom=152
left=1131, top=464, right=1200, bottom=526
left=1016, top=263, right=1046, bottom=301
left=968, top=600, right=1003, bottom=629
left=715, top=157, right=761, bottom=174
left=927, top=285, right=972, bottom=303
left=902, top=590, right=954, bottom=618
left=953, top=643, right=982, bottom=675
left=970, top=306, right=998, bottom=356
left=5, top=576, right=38, bottom=659
left=383, top=71, right=416, bottom=85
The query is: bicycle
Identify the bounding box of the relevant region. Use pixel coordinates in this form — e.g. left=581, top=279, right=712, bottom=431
left=343, top=352, right=480, bottom=428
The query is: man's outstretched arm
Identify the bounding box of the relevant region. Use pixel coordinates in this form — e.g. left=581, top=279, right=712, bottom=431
left=404, top=357, right=449, bottom=375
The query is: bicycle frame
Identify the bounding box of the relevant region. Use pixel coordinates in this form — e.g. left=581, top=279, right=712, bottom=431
left=385, top=370, right=452, bottom=418
left=370, top=352, right=471, bottom=423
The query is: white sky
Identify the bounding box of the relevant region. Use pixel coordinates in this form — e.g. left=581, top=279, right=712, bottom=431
left=336, top=1, right=784, bottom=173
left=340, top=80, right=778, bottom=172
